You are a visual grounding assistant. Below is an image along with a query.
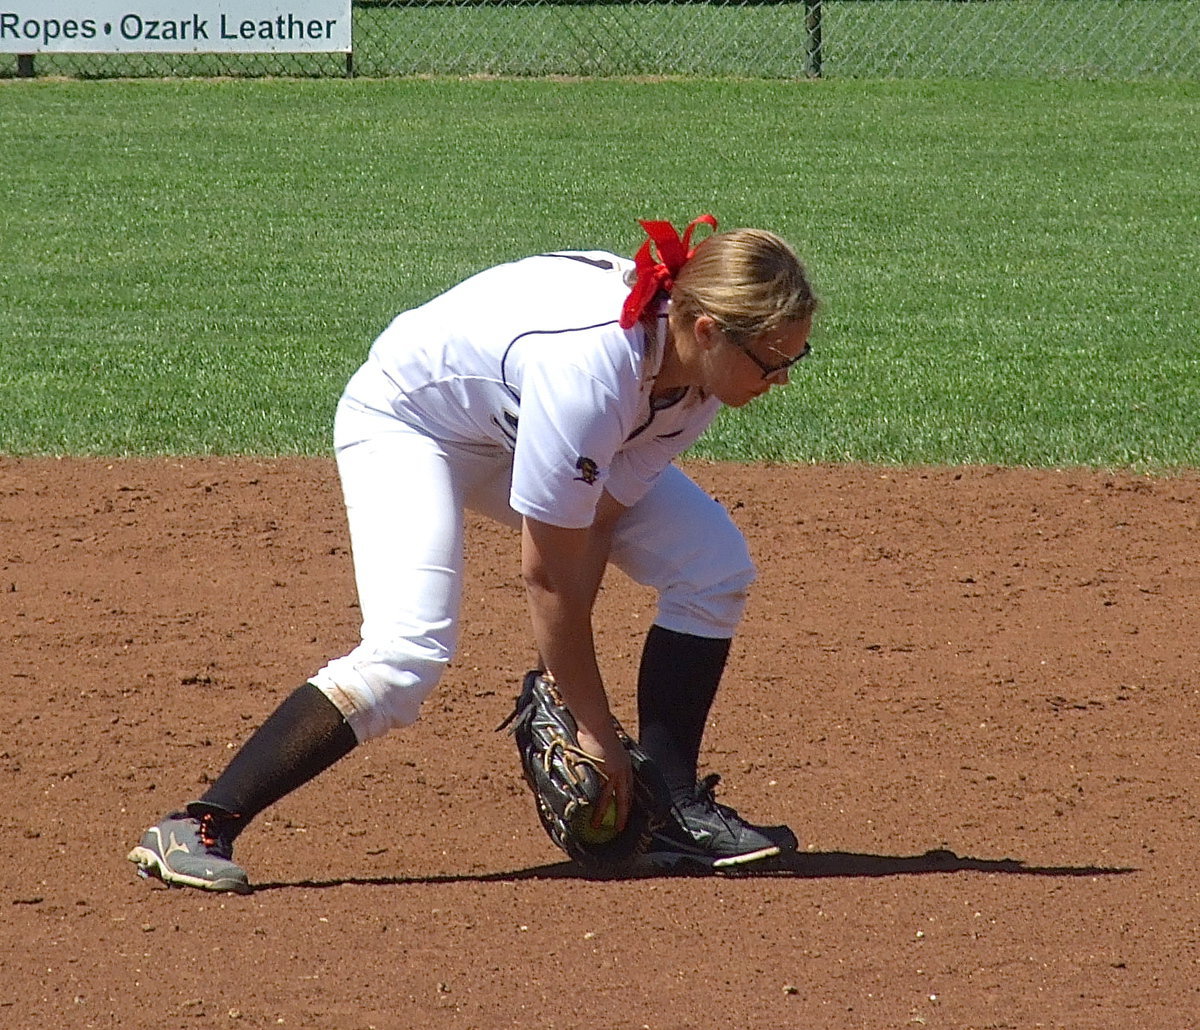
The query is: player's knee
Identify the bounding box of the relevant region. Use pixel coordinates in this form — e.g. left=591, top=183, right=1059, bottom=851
left=704, top=559, right=757, bottom=630
left=658, top=549, right=757, bottom=638
left=311, top=641, right=450, bottom=742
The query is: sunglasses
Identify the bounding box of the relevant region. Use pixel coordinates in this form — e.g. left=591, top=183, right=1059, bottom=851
left=726, top=332, right=812, bottom=381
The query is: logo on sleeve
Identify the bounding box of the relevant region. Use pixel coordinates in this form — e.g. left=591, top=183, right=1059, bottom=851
left=574, top=456, right=600, bottom=485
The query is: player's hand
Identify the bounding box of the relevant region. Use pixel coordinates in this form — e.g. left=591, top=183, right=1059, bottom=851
left=576, top=722, right=634, bottom=832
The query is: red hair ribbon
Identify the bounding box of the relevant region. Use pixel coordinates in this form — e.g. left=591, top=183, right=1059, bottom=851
left=619, top=214, right=718, bottom=329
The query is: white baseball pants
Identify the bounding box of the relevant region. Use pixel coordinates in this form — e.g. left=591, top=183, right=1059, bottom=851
left=310, top=401, right=755, bottom=743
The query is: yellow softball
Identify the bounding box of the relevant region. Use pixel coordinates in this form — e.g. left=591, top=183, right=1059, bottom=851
left=573, top=800, right=618, bottom=844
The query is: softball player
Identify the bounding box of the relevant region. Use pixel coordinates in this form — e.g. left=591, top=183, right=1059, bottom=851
left=128, top=216, right=817, bottom=892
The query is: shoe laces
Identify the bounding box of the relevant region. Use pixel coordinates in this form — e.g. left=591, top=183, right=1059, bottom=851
left=695, top=772, right=723, bottom=803
left=195, top=812, right=235, bottom=857
left=694, top=772, right=726, bottom=808
left=690, top=773, right=746, bottom=825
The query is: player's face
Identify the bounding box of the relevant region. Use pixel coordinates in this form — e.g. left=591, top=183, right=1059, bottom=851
left=702, top=315, right=813, bottom=407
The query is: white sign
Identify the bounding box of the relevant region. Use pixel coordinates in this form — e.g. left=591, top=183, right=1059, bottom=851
left=0, top=2, right=351, bottom=54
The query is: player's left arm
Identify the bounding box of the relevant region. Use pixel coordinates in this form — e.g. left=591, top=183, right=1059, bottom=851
left=521, top=490, right=632, bottom=826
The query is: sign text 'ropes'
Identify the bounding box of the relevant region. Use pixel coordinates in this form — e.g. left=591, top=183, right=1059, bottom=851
left=0, top=2, right=351, bottom=54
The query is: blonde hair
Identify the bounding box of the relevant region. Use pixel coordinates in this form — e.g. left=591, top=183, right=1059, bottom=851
left=669, top=228, right=817, bottom=340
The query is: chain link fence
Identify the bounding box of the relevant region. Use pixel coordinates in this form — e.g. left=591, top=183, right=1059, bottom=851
left=6, top=1, right=1200, bottom=80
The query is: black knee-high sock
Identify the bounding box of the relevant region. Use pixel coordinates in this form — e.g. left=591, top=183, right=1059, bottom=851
left=190, top=682, right=358, bottom=839
left=637, top=625, right=732, bottom=801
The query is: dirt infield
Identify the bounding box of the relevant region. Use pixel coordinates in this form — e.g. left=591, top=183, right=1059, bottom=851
left=2, top=456, right=1198, bottom=1029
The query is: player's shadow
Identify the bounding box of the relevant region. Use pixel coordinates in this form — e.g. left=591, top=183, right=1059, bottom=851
left=691, top=847, right=1136, bottom=880
left=252, top=847, right=1135, bottom=892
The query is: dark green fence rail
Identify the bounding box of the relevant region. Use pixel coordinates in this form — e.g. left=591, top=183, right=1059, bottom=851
left=5, top=1, right=1199, bottom=80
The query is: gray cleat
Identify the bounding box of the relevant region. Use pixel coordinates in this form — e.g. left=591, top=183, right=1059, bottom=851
left=128, top=808, right=251, bottom=894
left=643, top=773, right=798, bottom=871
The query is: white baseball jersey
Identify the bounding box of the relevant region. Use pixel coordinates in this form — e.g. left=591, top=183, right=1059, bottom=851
left=315, top=251, right=753, bottom=739
left=340, top=251, right=722, bottom=529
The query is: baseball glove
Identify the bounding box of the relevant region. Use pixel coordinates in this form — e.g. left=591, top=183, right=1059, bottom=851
left=498, top=670, right=672, bottom=874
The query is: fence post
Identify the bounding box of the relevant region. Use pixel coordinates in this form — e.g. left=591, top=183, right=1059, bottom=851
left=804, top=0, right=823, bottom=79
left=17, top=53, right=35, bottom=77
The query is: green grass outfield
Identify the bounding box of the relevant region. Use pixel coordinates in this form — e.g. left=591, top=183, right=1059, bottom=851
left=1, top=77, right=1197, bottom=467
